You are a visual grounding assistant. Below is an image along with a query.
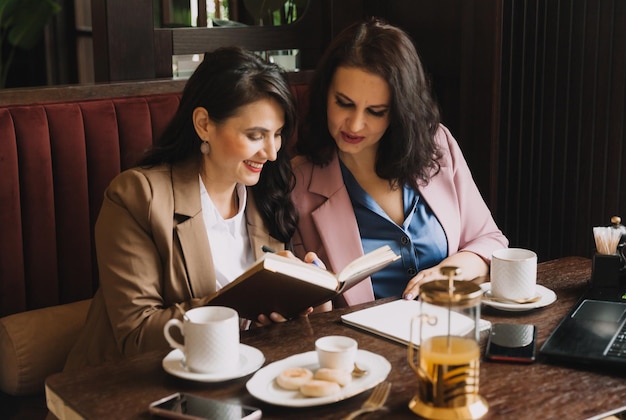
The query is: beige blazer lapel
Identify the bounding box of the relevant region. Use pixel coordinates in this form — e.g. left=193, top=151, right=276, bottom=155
left=171, top=161, right=217, bottom=297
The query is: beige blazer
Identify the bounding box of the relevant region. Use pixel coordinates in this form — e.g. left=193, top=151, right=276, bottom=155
left=64, top=160, right=284, bottom=370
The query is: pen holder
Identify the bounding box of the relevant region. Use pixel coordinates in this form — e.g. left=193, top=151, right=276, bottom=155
left=591, top=253, right=622, bottom=288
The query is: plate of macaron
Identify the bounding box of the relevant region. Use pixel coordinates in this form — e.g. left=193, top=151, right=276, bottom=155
left=245, top=349, right=391, bottom=407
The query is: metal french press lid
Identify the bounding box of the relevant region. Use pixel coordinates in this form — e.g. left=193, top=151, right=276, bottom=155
left=419, top=266, right=483, bottom=308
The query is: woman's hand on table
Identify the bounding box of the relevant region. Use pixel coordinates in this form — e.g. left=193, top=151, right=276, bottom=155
left=402, top=252, right=490, bottom=300
left=402, top=267, right=442, bottom=300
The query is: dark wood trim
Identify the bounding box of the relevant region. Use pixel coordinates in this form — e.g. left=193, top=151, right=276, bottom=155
left=166, top=22, right=321, bottom=55
left=92, top=0, right=156, bottom=82
left=91, top=0, right=110, bottom=82
left=154, top=30, right=174, bottom=79
left=0, top=79, right=186, bottom=106
left=197, top=0, right=208, bottom=27
left=0, top=71, right=312, bottom=107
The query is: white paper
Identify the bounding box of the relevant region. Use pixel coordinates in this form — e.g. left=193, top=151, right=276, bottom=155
left=341, top=299, right=491, bottom=346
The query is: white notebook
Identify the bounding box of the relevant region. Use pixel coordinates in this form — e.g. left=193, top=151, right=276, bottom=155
left=341, top=299, right=491, bottom=346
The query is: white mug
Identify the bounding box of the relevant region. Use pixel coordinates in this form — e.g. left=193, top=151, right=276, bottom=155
left=164, top=306, right=240, bottom=374
left=491, top=248, right=537, bottom=300
left=315, top=335, right=358, bottom=372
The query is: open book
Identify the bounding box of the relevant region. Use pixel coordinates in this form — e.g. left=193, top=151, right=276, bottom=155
left=341, top=299, right=491, bottom=346
left=207, top=245, right=399, bottom=320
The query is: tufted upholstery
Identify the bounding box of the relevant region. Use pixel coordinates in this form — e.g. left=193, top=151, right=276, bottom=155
left=0, top=94, right=181, bottom=317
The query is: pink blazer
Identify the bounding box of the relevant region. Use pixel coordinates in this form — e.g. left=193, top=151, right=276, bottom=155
left=290, top=124, right=508, bottom=307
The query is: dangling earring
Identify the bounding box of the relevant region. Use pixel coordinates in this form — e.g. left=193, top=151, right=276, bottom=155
left=200, top=141, right=211, bottom=155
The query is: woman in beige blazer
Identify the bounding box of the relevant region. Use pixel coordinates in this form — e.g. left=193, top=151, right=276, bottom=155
left=65, top=47, right=305, bottom=370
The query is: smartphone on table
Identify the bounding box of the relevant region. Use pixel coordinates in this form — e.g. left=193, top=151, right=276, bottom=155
left=149, top=392, right=262, bottom=420
left=485, top=323, right=537, bottom=363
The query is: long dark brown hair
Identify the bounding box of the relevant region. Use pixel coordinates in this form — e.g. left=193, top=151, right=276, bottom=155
left=140, top=47, right=298, bottom=242
left=296, top=17, right=442, bottom=189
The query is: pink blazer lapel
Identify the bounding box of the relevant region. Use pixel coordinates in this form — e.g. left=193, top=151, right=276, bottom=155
left=309, top=157, right=375, bottom=305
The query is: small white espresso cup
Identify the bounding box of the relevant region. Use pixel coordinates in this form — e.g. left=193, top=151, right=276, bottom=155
left=163, top=306, right=240, bottom=374
left=491, top=248, right=538, bottom=300
left=315, top=335, right=358, bottom=372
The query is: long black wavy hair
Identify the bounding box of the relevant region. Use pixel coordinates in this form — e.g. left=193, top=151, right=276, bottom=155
left=296, top=17, right=443, bottom=189
left=139, top=47, right=298, bottom=242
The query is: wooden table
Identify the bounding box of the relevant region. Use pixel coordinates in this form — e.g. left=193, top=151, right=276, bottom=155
left=46, top=257, right=626, bottom=419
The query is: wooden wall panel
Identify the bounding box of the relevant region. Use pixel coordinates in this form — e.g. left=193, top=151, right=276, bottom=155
left=498, top=0, right=626, bottom=261
left=92, top=0, right=156, bottom=82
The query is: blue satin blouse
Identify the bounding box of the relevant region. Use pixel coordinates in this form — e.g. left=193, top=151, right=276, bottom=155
left=340, top=162, right=448, bottom=298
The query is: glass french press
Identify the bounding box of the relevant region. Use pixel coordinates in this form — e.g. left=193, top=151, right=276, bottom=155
left=408, top=266, right=488, bottom=419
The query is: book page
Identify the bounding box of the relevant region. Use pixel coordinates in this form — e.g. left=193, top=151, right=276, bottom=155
left=259, top=245, right=398, bottom=291
left=337, top=245, right=400, bottom=284
left=263, top=253, right=339, bottom=290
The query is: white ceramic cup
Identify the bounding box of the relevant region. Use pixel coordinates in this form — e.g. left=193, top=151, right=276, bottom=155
left=491, top=248, right=538, bottom=300
left=163, top=306, right=240, bottom=374
left=315, top=335, right=358, bottom=372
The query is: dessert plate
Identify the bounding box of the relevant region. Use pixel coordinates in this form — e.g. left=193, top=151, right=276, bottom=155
left=246, top=349, right=390, bottom=407
left=162, top=344, right=264, bottom=382
left=480, top=283, right=557, bottom=312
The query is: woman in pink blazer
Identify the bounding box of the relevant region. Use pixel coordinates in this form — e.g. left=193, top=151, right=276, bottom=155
left=291, top=18, right=508, bottom=307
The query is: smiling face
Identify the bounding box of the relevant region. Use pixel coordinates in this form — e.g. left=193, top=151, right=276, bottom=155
left=196, top=97, right=284, bottom=190
left=326, top=66, right=391, bottom=160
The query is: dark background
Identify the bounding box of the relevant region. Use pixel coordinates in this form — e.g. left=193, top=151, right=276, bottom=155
left=5, top=0, right=626, bottom=263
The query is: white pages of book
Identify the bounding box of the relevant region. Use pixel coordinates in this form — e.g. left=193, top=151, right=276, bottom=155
left=341, top=299, right=491, bottom=346
left=262, top=253, right=339, bottom=290
left=260, top=245, right=399, bottom=291
left=336, top=245, right=400, bottom=284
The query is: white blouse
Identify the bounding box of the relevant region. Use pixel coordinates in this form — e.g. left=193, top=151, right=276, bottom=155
left=199, top=177, right=255, bottom=290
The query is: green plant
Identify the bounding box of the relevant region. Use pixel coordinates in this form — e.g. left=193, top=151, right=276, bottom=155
left=243, top=0, right=306, bottom=26
left=0, top=0, right=61, bottom=88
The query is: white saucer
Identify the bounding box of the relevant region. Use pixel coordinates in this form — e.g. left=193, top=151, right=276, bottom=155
left=480, top=283, right=557, bottom=312
left=162, top=344, right=264, bottom=382
left=246, top=349, right=391, bottom=407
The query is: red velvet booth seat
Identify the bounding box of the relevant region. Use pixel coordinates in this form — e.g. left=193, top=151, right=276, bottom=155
left=0, top=92, right=181, bottom=317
